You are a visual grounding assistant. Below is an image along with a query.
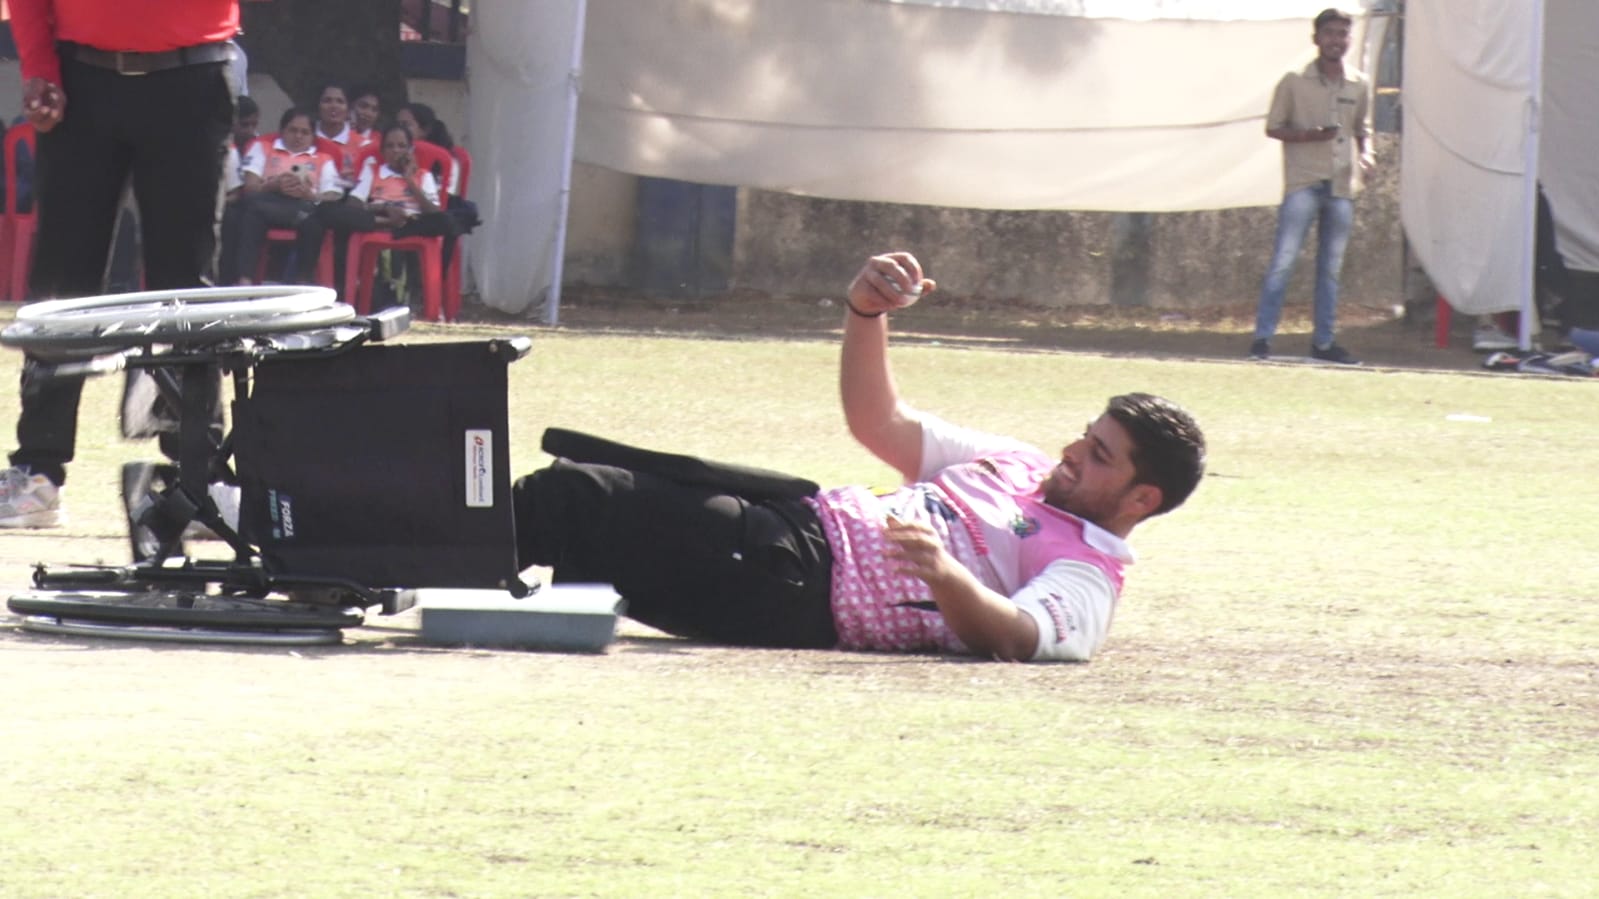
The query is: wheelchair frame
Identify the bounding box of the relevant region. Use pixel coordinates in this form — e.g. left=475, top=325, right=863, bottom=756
left=3, top=286, right=532, bottom=643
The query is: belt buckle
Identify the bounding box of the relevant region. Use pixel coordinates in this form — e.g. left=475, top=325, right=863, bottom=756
left=114, top=51, right=151, bottom=76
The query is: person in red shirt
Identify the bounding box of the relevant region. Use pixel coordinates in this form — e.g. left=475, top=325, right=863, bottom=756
left=0, top=0, right=241, bottom=528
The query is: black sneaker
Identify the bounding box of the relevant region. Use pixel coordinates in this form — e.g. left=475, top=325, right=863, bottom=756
left=1248, top=339, right=1270, bottom=360
left=1310, top=343, right=1361, bottom=365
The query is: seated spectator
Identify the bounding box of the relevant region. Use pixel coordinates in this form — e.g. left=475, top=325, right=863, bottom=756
left=395, top=101, right=481, bottom=237
left=233, top=108, right=342, bottom=285
left=348, top=87, right=383, bottom=154
left=395, top=102, right=458, bottom=194
left=312, top=124, right=459, bottom=307
left=233, top=95, right=260, bottom=154
left=313, top=82, right=362, bottom=187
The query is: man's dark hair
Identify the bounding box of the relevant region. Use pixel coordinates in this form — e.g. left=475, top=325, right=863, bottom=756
left=1105, top=393, right=1205, bottom=517
left=1314, top=8, right=1354, bottom=32
left=236, top=95, right=259, bottom=120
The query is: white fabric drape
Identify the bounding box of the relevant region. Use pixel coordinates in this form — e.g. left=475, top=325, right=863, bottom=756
left=1402, top=0, right=1599, bottom=317
left=467, top=0, right=586, bottom=315
left=470, top=0, right=1376, bottom=317
left=1539, top=0, right=1599, bottom=274
left=573, top=0, right=1335, bottom=212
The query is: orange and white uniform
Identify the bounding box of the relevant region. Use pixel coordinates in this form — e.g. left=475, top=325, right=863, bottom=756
left=350, top=162, right=440, bottom=218
left=242, top=137, right=341, bottom=197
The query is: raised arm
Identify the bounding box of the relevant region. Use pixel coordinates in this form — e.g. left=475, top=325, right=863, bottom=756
left=839, top=252, right=936, bottom=481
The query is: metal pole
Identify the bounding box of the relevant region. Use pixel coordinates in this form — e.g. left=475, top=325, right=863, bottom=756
left=1518, top=0, right=1546, bottom=350
left=544, top=0, right=587, bottom=326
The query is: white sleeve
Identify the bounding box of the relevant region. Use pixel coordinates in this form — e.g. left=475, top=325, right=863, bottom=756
left=316, top=159, right=343, bottom=196
left=241, top=141, right=265, bottom=178
left=915, top=409, right=1037, bottom=481
left=349, top=160, right=375, bottom=202
left=224, top=145, right=242, bottom=192
left=419, top=171, right=441, bottom=207
left=1010, top=559, right=1117, bottom=662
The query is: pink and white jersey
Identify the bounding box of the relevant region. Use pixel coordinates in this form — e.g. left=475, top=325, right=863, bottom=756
left=809, top=413, right=1132, bottom=662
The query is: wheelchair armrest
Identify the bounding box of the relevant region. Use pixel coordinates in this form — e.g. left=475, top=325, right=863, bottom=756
left=490, top=336, right=533, bottom=362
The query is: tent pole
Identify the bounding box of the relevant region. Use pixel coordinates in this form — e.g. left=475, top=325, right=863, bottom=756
left=1518, top=0, right=1547, bottom=351
left=546, top=0, right=588, bottom=327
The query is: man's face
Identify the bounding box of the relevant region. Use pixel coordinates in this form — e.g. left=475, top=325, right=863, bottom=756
left=1040, top=414, right=1143, bottom=527
left=1314, top=19, right=1352, bottom=63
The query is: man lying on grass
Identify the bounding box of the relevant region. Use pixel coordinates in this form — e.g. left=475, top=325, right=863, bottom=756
left=513, top=251, right=1206, bottom=662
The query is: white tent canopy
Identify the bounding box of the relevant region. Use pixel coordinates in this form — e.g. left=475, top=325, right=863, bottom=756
left=469, top=0, right=1362, bottom=317
left=1401, top=0, right=1599, bottom=322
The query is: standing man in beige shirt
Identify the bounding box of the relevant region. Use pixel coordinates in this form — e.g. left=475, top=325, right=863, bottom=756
left=1249, top=8, right=1374, bottom=365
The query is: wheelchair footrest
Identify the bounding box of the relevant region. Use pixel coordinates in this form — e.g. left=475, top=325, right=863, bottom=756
left=413, top=584, right=621, bottom=653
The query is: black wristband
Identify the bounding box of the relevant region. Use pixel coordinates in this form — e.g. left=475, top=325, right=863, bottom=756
left=847, top=300, right=885, bottom=319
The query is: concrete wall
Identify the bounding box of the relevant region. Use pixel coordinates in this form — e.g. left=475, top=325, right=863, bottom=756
left=728, top=134, right=1403, bottom=309
left=563, top=162, right=636, bottom=285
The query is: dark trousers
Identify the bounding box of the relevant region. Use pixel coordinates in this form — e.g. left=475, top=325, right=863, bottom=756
left=234, top=192, right=323, bottom=284
left=513, top=460, right=838, bottom=648
left=315, top=205, right=460, bottom=307
left=12, top=54, right=234, bottom=484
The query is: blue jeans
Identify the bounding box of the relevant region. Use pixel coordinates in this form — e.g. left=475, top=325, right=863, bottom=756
left=1254, top=181, right=1354, bottom=348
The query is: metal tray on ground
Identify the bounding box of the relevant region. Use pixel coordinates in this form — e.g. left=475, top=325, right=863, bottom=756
left=413, top=584, right=623, bottom=652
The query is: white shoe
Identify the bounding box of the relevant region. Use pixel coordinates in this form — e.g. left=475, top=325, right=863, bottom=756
left=1472, top=325, right=1519, bottom=352
left=0, top=466, right=64, bottom=528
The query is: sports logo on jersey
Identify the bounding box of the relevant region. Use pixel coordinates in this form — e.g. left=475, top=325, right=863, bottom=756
left=1010, top=514, right=1040, bottom=537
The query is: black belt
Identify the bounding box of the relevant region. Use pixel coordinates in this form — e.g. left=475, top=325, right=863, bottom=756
left=61, top=40, right=234, bottom=76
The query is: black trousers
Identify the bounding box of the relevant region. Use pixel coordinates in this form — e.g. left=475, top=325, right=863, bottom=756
left=233, top=192, right=323, bottom=285
left=11, top=53, right=234, bottom=484
left=514, top=460, right=838, bottom=648
left=304, top=204, right=460, bottom=304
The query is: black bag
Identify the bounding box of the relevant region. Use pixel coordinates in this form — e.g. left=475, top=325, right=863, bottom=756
left=446, top=195, right=481, bottom=235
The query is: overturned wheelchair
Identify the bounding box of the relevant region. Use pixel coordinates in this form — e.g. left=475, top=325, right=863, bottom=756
left=2, top=286, right=533, bottom=645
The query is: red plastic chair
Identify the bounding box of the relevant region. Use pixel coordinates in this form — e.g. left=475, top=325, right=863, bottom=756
left=340, top=140, right=459, bottom=320
left=4, top=121, right=38, bottom=302
left=343, top=229, right=457, bottom=321
left=257, top=229, right=335, bottom=287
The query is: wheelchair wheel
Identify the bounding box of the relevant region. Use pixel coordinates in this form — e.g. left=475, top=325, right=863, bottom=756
left=18, top=616, right=345, bottom=646
left=1, top=285, right=356, bottom=353
left=7, top=589, right=365, bottom=631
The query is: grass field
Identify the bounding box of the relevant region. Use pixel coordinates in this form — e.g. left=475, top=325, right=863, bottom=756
left=1, top=310, right=1596, bottom=897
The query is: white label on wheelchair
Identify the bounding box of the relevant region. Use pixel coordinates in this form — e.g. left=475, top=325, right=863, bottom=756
left=465, top=430, right=494, bottom=507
